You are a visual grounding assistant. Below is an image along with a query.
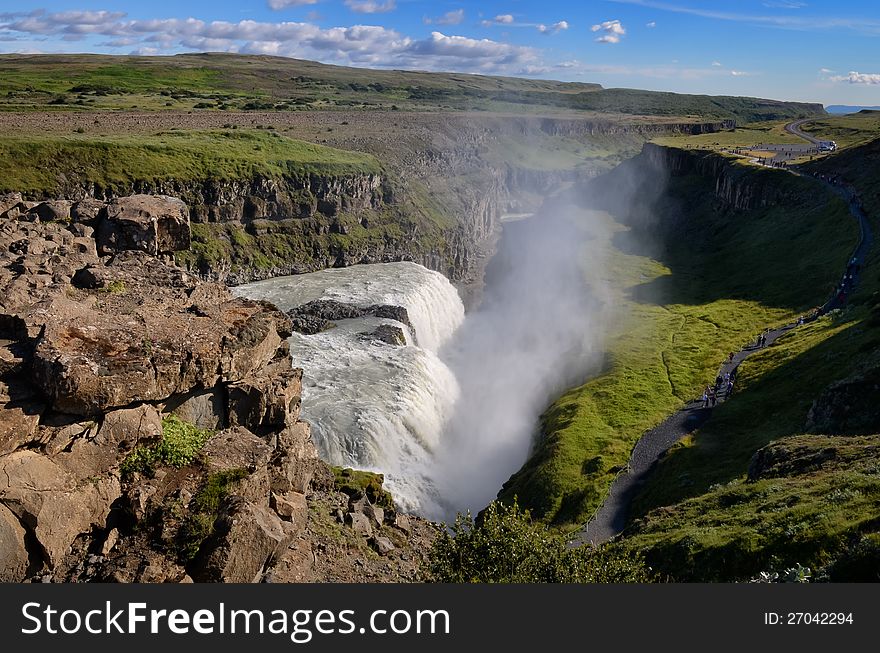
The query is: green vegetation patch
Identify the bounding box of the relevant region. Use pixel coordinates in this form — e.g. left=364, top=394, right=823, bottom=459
left=427, top=500, right=653, bottom=583
left=120, top=415, right=214, bottom=478
left=633, top=305, right=880, bottom=515
left=619, top=433, right=880, bottom=581
left=177, top=468, right=249, bottom=561
left=332, top=466, right=395, bottom=511
left=0, top=53, right=825, bottom=121
left=0, top=129, right=380, bottom=195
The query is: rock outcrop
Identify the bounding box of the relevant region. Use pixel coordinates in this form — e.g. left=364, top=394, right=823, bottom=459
left=97, top=194, right=191, bottom=255
left=0, top=195, right=436, bottom=583
left=287, top=299, right=412, bottom=337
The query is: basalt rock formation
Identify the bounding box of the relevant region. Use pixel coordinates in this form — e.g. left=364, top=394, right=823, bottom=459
left=0, top=192, right=436, bottom=583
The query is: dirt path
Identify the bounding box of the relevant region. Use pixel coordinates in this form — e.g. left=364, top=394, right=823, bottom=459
left=572, top=162, right=872, bottom=547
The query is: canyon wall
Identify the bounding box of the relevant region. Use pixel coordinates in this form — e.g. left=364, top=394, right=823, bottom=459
left=640, top=142, right=794, bottom=211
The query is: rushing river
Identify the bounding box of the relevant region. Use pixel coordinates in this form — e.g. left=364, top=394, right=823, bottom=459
left=234, top=262, right=466, bottom=513
left=235, top=211, right=603, bottom=519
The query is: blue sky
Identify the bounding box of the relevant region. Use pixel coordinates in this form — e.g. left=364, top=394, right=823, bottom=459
left=1, top=1, right=879, bottom=105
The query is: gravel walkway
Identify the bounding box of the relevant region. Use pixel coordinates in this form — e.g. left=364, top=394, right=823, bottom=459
left=572, top=154, right=873, bottom=547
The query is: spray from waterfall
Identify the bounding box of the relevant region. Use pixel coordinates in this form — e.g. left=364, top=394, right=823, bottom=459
left=235, top=152, right=668, bottom=520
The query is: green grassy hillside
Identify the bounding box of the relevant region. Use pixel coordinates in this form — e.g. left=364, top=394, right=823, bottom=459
left=606, top=138, right=880, bottom=581
left=499, top=154, right=857, bottom=529
left=0, top=53, right=824, bottom=122
left=0, top=129, right=379, bottom=195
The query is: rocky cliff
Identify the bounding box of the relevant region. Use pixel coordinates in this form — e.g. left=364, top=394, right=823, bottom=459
left=0, top=193, right=437, bottom=583
left=639, top=142, right=795, bottom=211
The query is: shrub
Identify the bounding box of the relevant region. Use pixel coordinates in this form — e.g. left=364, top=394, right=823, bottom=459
left=427, top=500, right=654, bottom=583
left=120, top=415, right=214, bottom=478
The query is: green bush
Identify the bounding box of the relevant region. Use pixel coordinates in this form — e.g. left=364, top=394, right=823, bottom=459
left=427, top=500, right=653, bottom=583
left=120, top=415, right=214, bottom=478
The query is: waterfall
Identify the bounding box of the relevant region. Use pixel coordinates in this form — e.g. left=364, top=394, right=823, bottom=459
left=234, top=262, right=465, bottom=513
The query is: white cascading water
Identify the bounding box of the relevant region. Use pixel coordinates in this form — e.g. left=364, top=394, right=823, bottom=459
left=233, top=262, right=465, bottom=513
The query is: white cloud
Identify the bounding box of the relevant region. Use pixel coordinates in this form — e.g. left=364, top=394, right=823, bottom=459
left=267, top=0, right=318, bottom=9
left=646, top=21, right=656, bottom=27
left=711, top=60, right=722, bottom=66
left=591, top=19, right=625, bottom=43
left=537, top=20, right=569, bottom=34
left=344, top=0, right=396, bottom=14
left=424, top=9, right=465, bottom=26
left=819, top=67, right=833, bottom=73
left=730, top=70, right=751, bottom=76
left=495, top=14, right=514, bottom=24
left=763, top=1, right=807, bottom=8
left=830, top=71, right=880, bottom=85
left=0, top=9, right=546, bottom=75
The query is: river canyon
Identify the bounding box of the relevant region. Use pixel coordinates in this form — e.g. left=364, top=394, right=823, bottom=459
left=235, top=197, right=613, bottom=520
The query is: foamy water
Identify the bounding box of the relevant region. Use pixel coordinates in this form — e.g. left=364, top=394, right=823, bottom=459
left=234, top=262, right=465, bottom=513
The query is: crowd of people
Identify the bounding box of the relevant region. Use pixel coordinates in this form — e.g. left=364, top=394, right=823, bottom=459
left=701, top=367, right=738, bottom=408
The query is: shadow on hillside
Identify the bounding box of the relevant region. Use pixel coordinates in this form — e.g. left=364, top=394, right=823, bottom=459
left=628, top=310, right=879, bottom=517
left=567, top=158, right=855, bottom=312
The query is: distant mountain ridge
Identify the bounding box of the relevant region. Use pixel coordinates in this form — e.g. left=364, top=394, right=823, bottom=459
left=826, top=104, right=880, bottom=114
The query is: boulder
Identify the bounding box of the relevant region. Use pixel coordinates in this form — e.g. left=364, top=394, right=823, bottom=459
left=0, top=502, right=30, bottom=582
left=97, top=195, right=191, bottom=256
left=364, top=503, right=385, bottom=528
left=31, top=201, right=72, bottom=223
left=369, top=536, right=395, bottom=556
left=30, top=290, right=290, bottom=416
left=266, top=538, right=315, bottom=583
left=0, top=381, right=43, bottom=457
left=345, top=512, right=373, bottom=538
left=163, top=387, right=226, bottom=431
left=270, top=491, right=308, bottom=529
left=100, top=527, right=119, bottom=557
left=70, top=199, right=105, bottom=226
left=95, top=404, right=163, bottom=452
left=0, top=450, right=120, bottom=569
left=393, top=514, right=412, bottom=534
left=0, top=193, right=23, bottom=217
left=269, top=422, right=318, bottom=495
left=202, top=427, right=273, bottom=503
left=227, top=364, right=302, bottom=431
left=192, top=497, right=292, bottom=583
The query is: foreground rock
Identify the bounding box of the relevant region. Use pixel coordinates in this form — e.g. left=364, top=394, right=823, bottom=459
left=0, top=193, right=437, bottom=583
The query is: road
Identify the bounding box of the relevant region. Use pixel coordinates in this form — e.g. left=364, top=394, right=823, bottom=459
left=785, top=118, right=821, bottom=145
